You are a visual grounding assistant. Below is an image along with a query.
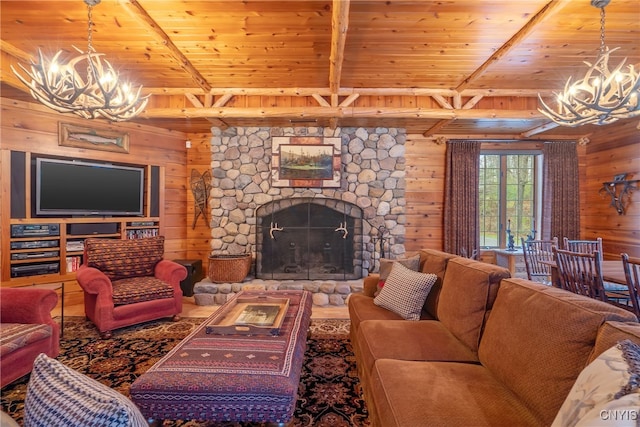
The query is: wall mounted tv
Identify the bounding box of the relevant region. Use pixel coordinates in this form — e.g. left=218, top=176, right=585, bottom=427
left=35, top=157, right=145, bottom=217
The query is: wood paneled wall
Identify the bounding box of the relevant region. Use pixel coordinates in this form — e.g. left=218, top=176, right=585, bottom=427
left=581, top=120, right=639, bottom=259
left=185, top=133, right=213, bottom=277
left=404, top=136, right=446, bottom=253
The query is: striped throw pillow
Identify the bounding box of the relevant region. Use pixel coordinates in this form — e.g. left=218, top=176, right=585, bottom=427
left=374, top=262, right=437, bottom=320
left=23, top=354, right=147, bottom=427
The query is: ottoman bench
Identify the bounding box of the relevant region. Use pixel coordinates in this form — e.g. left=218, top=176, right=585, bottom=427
left=130, top=290, right=312, bottom=424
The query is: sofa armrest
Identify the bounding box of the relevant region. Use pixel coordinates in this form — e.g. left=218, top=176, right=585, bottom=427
left=362, top=274, right=380, bottom=297
left=0, top=288, right=58, bottom=324
left=76, top=265, right=113, bottom=295
left=154, top=260, right=188, bottom=287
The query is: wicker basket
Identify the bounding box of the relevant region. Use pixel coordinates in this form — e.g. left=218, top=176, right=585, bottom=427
left=208, top=254, right=252, bottom=283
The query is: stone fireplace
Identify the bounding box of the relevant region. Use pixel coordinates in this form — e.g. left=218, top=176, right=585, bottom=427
left=256, top=198, right=363, bottom=280
left=209, top=126, right=407, bottom=277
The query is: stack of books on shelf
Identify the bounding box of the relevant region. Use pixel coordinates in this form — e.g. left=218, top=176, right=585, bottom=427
left=126, top=228, right=159, bottom=239
left=66, top=256, right=82, bottom=272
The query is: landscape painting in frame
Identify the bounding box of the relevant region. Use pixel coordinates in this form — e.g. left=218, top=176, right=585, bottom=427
left=271, top=136, right=341, bottom=188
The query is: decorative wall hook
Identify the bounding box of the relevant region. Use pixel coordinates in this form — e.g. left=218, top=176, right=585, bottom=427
left=599, top=175, right=638, bottom=215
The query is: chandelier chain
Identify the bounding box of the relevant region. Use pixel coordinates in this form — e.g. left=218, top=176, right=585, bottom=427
left=599, top=6, right=606, bottom=55
left=87, top=4, right=95, bottom=54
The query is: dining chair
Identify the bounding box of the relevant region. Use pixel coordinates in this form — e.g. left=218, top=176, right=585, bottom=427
left=562, top=237, right=603, bottom=261
left=621, top=253, right=640, bottom=318
left=552, top=247, right=606, bottom=301
left=521, top=237, right=558, bottom=285
left=562, top=236, right=628, bottom=294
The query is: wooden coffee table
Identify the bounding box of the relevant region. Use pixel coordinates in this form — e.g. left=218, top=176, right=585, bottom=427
left=130, top=290, right=312, bottom=424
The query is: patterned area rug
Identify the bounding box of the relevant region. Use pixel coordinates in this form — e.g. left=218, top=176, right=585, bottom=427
left=1, top=317, right=368, bottom=426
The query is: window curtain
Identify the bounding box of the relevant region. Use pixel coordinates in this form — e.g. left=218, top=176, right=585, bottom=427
left=542, top=141, right=580, bottom=241
left=444, top=140, right=481, bottom=257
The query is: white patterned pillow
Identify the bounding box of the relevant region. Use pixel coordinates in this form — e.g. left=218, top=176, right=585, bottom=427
left=374, top=262, right=437, bottom=320
left=24, top=354, right=147, bottom=427
left=551, top=340, right=640, bottom=427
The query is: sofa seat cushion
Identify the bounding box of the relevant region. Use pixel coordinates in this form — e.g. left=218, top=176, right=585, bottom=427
left=436, top=258, right=510, bottom=353
left=111, top=277, right=175, bottom=306
left=348, top=294, right=434, bottom=339
left=478, top=278, right=638, bottom=426
left=356, top=320, right=479, bottom=390
left=0, top=323, right=53, bottom=357
left=85, top=236, right=165, bottom=281
left=370, top=359, right=540, bottom=427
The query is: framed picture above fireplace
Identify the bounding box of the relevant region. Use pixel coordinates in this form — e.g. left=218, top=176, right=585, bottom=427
left=271, top=136, right=341, bottom=188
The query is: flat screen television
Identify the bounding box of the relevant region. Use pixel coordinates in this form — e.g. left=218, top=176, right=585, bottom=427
left=35, top=157, right=145, bottom=216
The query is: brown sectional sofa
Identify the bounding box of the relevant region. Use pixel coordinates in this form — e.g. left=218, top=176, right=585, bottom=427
left=348, top=249, right=640, bottom=427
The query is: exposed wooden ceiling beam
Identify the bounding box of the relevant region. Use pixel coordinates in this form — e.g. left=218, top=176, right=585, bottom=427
left=141, top=106, right=543, bottom=120
left=119, top=0, right=212, bottom=92
left=329, top=0, right=350, bottom=105
left=185, top=94, right=228, bottom=129
left=423, top=119, right=455, bottom=137
left=456, top=0, right=571, bottom=91
left=138, top=87, right=552, bottom=97
left=430, top=133, right=578, bottom=141
left=521, top=121, right=560, bottom=137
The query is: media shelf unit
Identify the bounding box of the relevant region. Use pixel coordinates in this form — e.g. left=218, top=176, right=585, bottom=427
left=1, top=148, right=165, bottom=287
left=4, top=218, right=162, bottom=284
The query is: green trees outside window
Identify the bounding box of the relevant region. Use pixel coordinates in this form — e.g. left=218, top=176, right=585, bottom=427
left=479, top=153, right=539, bottom=248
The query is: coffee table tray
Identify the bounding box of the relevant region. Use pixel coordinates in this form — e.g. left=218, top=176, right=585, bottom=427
left=206, top=295, right=290, bottom=336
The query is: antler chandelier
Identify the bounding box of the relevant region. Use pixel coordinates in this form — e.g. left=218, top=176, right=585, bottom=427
left=538, top=0, right=640, bottom=127
left=11, top=0, right=148, bottom=122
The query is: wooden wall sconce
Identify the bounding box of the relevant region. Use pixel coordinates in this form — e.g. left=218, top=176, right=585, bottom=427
left=599, top=174, right=638, bottom=215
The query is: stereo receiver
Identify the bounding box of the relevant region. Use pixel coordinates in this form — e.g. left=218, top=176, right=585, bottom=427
left=11, top=223, right=60, bottom=237
left=10, top=262, right=59, bottom=278
left=11, top=240, right=59, bottom=250
left=11, top=251, right=59, bottom=260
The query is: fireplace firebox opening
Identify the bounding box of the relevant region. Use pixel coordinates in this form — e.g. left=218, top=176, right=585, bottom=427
left=256, top=198, right=363, bottom=280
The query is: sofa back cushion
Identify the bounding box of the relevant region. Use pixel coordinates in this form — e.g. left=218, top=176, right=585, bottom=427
left=419, top=249, right=459, bottom=318
left=478, top=278, right=638, bottom=426
left=436, top=257, right=510, bottom=352
left=587, top=321, right=640, bottom=364
left=85, top=236, right=165, bottom=281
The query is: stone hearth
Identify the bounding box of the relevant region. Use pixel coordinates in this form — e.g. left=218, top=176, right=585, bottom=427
left=193, top=277, right=363, bottom=307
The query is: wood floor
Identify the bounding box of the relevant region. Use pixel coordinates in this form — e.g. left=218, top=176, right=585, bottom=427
left=63, top=296, right=350, bottom=320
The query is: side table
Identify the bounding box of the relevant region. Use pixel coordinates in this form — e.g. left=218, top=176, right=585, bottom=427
left=173, top=259, right=204, bottom=297
left=15, top=282, right=65, bottom=337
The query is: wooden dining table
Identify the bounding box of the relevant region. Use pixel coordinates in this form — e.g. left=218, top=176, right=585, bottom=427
left=540, top=259, right=628, bottom=288
left=600, top=260, right=627, bottom=285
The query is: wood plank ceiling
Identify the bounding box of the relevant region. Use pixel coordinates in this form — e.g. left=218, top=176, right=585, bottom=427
left=1, top=0, right=639, bottom=138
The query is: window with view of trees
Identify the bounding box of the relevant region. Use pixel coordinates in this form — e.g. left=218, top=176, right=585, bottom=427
left=479, top=153, right=541, bottom=248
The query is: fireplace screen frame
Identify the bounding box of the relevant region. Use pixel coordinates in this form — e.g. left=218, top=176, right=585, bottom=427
left=255, top=198, right=363, bottom=280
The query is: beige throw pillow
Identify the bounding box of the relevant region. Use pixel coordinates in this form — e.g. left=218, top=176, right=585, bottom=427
left=374, top=262, right=437, bottom=320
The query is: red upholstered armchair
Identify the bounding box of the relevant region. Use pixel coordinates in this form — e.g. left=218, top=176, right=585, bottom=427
left=0, top=287, right=60, bottom=386
left=76, top=236, right=187, bottom=339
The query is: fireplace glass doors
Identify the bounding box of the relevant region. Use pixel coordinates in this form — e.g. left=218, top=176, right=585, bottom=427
left=256, top=198, right=363, bottom=280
